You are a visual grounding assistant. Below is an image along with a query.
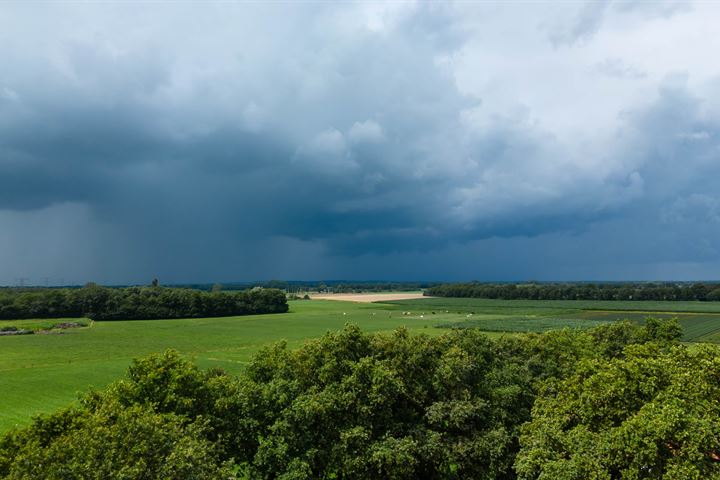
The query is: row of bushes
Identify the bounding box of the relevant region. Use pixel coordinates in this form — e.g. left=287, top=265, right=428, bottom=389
left=0, top=285, right=288, bottom=320
left=426, top=282, right=720, bottom=301
left=4, top=319, right=713, bottom=478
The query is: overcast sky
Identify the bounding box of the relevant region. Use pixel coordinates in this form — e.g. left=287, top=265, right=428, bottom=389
left=1, top=1, right=719, bottom=285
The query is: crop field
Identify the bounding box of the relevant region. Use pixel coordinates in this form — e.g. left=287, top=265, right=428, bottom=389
left=4, top=296, right=720, bottom=433
left=388, top=297, right=720, bottom=342
left=439, top=315, right=611, bottom=333
left=388, top=297, right=720, bottom=314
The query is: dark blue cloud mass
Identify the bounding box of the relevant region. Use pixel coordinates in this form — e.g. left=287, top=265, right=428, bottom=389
left=0, top=1, right=719, bottom=284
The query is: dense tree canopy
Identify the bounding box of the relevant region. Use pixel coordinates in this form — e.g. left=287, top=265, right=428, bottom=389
left=0, top=285, right=287, bottom=320
left=516, top=343, right=720, bottom=479
left=1, top=318, right=712, bottom=479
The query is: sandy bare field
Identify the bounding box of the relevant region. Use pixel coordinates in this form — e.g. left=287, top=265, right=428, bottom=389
left=310, top=293, right=428, bottom=303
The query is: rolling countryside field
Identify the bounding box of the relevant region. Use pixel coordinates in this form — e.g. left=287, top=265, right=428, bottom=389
left=388, top=297, right=720, bottom=341
left=3, top=296, right=720, bottom=433
left=0, top=299, right=463, bottom=432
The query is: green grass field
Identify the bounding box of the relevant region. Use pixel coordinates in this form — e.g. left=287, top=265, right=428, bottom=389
left=389, top=297, right=720, bottom=342
left=0, top=300, right=461, bottom=432
left=387, top=297, right=720, bottom=314
left=3, top=296, right=720, bottom=433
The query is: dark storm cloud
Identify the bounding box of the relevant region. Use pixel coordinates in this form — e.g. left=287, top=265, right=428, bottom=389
left=1, top=1, right=720, bottom=283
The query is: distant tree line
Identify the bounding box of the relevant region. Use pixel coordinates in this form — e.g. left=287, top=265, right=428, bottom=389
left=427, top=282, right=720, bottom=301
left=171, top=280, right=439, bottom=293
left=320, top=282, right=434, bottom=293
left=6, top=318, right=719, bottom=478
left=0, top=285, right=288, bottom=320
left=254, top=280, right=437, bottom=294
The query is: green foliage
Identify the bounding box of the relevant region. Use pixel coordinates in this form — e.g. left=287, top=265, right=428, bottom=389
left=230, top=325, right=541, bottom=478
left=0, top=285, right=288, bottom=320
left=589, top=317, right=682, bottom=358
left=706, top=287, right=720, bottom=302
left=1, top=327, right=535, bottom=479
left=0, top=317, right=703, bottom=479
left=0, top=351, right=238, bottom=479
left=427, top=282, right=720, bottom=302
left=516, top=344, right=720, bottom=479
left=0, top=404, right=229, bottom=479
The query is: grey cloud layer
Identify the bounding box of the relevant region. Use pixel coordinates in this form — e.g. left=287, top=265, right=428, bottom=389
left=1, top=1, right=719, bottom=283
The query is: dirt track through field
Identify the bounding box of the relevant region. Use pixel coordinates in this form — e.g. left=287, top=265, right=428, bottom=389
left=310, top=293, right=428, bottom=303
